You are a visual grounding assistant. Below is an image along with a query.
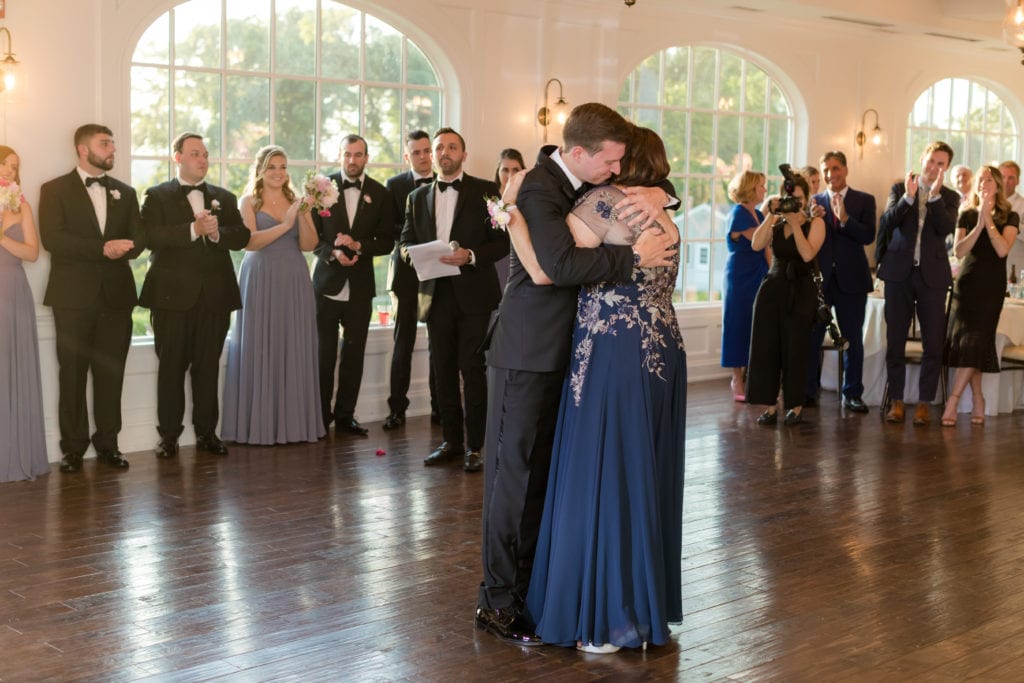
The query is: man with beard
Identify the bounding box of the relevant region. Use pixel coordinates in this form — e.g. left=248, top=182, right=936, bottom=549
left=400, top=127, right=508, bottom=472
left=140, top=132, right=250, bottom=458
left=39, top=124, right=144, bottom=472
left=312, top=134, right=394, bottom=435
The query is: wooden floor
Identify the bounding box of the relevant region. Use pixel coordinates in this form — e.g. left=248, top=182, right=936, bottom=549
left=3, top=380, right=1024, bottom=682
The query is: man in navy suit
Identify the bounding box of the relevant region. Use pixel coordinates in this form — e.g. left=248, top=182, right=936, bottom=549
left=876, top=141, right=958, bottom=425
left=400, top=128, right=508, bottom=472
left=312, top=135, right=394, bottom=435
left=39, top=123, right=144, bottom=472
left=382, top=130, right=438, bottom=430
left=805, top=151, right=876, bottom=412
left=476, top=104, right=679, bottom=644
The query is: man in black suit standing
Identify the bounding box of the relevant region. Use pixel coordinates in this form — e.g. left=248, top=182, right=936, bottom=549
left=140, top=132, right=251, bottom=458
left=877, top=140, right=958, bottom=425
left=39, top=123, right=144, bottom=472
left=312, top=134, right=394, bottom=435
left=383, top=130, right=439, bottom=430
left=400, top=128, right=509, bottom=472
left=805, top=150, right=877, bottom=412
left=476, top=104, right=678, bottom=643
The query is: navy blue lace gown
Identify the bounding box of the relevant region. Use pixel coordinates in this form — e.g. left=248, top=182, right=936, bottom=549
left=525, top=186, right=687, bottom=649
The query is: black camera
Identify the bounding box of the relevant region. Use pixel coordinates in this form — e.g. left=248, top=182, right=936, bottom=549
left=773, top=163, right=802, bottom=214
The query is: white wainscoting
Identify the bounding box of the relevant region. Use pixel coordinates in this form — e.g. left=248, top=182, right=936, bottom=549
left=35, top=304, right=727, bottom=462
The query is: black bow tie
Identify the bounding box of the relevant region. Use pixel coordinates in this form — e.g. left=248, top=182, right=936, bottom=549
left=180, top=182, right=207, bottom=194
left=85, top=176, right=109, bottom=188
left=437, top=179, right=462, bottom=192
left=415, top=177, right=433, bottom=186
left=342, top=179, right=362, bottom=190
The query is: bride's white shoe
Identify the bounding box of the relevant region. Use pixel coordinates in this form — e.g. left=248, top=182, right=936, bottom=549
left=577, top=641, right=621, bottom=654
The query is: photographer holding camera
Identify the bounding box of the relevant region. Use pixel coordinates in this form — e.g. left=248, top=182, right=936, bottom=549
left=746, top=166, right=826, bottom=426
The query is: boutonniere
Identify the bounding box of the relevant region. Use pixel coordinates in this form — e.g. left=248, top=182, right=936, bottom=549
left=363, top=194, right=372, bottom=204
left=210, top=199, right=221, bottom=215
left=109, top=189, right=121, bottom=201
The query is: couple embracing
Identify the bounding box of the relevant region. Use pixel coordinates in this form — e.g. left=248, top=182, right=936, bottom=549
left=477, top=103, right=687, bottom=653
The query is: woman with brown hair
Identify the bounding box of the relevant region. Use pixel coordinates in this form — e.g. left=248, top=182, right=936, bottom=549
left=941, top=165, right=1019, bottom=426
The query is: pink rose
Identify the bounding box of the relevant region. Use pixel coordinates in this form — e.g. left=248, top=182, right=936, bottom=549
left=318, top=209, right=331, bottom=217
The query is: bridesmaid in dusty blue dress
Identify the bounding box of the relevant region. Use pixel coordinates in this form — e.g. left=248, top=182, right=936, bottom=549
left=222, top=146, right=324, bottom=444
left=721, top=170, right=769, bottom=401
left=0, top=146, right=49, bottom=481
left=514, top=128, right=686, bottom=654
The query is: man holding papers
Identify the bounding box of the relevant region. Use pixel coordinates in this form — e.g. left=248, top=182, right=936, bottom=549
left=400, top=128, right=509, bottom=472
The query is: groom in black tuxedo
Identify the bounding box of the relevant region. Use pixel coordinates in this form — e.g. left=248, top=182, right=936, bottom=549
left=477, top=104, right=679, bottom=643
left=312, top=134, right=394, bottom=435
left=39, top=123, right=144, bottom=472
left=400, top=128, right=508, bottom=472
left=140, top=132, right=250, bottom=457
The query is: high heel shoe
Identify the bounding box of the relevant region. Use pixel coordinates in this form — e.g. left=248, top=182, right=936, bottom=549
left=941, top=392, right=961, bottom=427
left=971, top=395, right=986, bottom=425
left=730, top=378, right=746, bottom=403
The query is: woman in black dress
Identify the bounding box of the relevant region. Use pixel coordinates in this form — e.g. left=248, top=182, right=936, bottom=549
left=941, top=165, right=1019, bottom=427
left=746, top=172, right=825, bottom=426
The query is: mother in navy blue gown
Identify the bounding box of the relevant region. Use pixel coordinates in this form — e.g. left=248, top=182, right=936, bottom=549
left=508, top=127, right=686, bottom=654
left=721, top=170, right=769, bottom=401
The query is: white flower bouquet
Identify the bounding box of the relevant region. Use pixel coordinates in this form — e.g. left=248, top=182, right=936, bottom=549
left=300, top=171, right=340, bottom=217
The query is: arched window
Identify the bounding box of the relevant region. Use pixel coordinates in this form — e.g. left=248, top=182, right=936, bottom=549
left=129, top=0, right=444, bottom=335
left=906, top=78, right=1019, bottom=169
left=618, top=46, right=794, bottom=303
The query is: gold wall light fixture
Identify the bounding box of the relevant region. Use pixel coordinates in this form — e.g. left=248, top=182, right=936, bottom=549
left=855, top=108, right=885, bottom=159
left=537, top=78, right=569, bottom=144
left=1003, top=0, right=1024, bottom=65
left=0, top=27, right=18, bottom=92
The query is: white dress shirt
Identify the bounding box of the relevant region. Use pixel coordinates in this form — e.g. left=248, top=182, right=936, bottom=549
left=77, top=167, right=107, bottom=234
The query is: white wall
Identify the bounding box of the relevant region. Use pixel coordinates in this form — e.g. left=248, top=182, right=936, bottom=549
left=5, top=0, right=1023, bottom=460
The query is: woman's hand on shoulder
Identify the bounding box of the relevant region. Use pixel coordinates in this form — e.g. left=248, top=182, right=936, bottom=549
left=615, top=185, right=669, bottom=230
left=501, top=169, right=528, bottom=205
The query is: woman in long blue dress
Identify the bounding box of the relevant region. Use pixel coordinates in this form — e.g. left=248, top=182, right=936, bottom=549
left=221, top=146, right=324, bottom=444
left=0, top=146, right=49, bottom=481
left=510, top=127, right=686, bottom=654
left=721, top=170, right=769, bottom=401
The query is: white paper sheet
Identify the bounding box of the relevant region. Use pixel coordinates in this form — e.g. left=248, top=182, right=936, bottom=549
left=406, top=240, right=461, bottom=281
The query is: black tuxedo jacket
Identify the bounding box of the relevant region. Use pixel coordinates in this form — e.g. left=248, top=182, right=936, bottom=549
left=139, top=179, right=250, bottom=312
left=813, top=187, right=876, bottom=294
left=876, top=182, right=958, bottom=289
left=487, top=146, right=636, bottom=373
left=39, top=170, right=144, bottom=310
left=312, top=172, right=394, bottom=302
left=385, top=170, right=435, bottom=294
left=399, top=174, right=508, bottom=321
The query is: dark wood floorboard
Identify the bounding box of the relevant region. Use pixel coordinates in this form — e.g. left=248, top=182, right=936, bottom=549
left=3, top=380, right=1024, bottom=681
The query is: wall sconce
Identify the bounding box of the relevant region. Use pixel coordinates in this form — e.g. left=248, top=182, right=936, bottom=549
left=537, top=78, right=569, bottom=144
left=1003, top=0, right=1024, bottom=65
left=0, top=27, right=18, bottom=92
left=855, top=108, right=885, bottom=159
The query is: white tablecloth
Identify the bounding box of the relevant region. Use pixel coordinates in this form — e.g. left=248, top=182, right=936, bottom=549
left=821, top=294, right=1024, bottom=414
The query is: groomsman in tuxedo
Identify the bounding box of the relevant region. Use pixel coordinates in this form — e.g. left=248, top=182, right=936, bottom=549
left=805, top=150, right=876, bottom=413
left=140, top=132, right=250, bottom=457
left=477, top=104, right=679, bottom=643
left=39, top=123, right=144, bottom=472
left=400, top=128, right=509, bottom=472
left=877, top=141, right=959, bottom=425
left=383, top=130, right=439, bottom=430
left=312, top=135, right=394, bottom=435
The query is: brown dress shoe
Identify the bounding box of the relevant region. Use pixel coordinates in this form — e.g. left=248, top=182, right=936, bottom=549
left=913, top=402, right=931, bottom=426
left=885, top=399, right=905, bottom=423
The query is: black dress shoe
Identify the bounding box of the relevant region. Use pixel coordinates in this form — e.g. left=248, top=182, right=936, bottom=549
left=756, top=409, right=778, bottom=426
left=463, top=449, right=483, bottom=473
left=196, top=434, right=229, bottom=455
left=843, top=397, right=869, bottom=413
left=802, top=396, right=818, bottom=408
left=424, top=442, right=460, bottom=466
left=97, top=450, right=130, bottom=469
left=155, top=438, right=179, bottom=458
left=474, top=607, right=544, bottom=646
left=382, top=413, right=406, bottom=431
left=59, top=453, right=83, bottom=473
left=784, top=409, right=803, bottom=426
left=336, top=419, right=369, bottom=436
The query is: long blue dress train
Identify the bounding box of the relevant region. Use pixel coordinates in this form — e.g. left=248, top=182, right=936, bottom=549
left=525, top=186, right=687, bottom=649
left=222, top=212, right=324, bottom=444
